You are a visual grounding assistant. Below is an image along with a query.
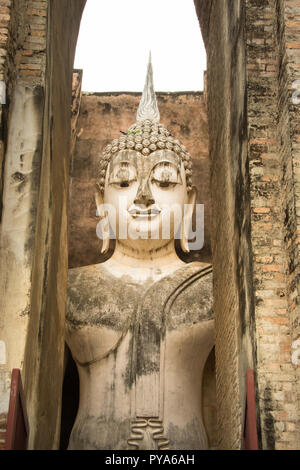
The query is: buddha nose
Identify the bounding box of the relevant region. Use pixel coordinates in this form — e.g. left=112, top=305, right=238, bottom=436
left=134, top=179, right=155, bottom=207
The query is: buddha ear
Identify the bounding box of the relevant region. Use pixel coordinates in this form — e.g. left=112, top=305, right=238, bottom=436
left=180, top=186, right=197, bottom=253
left=95, top=187, right=110, bottom=255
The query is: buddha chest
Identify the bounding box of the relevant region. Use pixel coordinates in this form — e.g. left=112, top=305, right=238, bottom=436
left=66, top=262, right=214, bottom=450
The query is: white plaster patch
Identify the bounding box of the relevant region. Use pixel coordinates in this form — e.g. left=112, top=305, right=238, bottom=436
left=0, top=371, right=10, bottom=413
left=0, top=81, right=6, bottom=105
left=291, top=339, right=300, bottom=366
left=0, top=341, right=6, bottom=365
left=292, top=80, right=300, bottom=105
left=0, top=390, right=10, bottom=414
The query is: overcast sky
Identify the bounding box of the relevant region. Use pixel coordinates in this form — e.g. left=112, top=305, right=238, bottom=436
left=74, top=0, right=206, bottom=93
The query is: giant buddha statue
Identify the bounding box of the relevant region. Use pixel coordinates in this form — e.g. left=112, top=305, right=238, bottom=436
left=66, top=56, right=214, bottom=450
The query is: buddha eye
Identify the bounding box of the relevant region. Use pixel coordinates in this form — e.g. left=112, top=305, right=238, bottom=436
left=108, top=162, right=137, bottom=188
left=158, top=181, right=170, bottom=188
left=151, top=162, right=181, bottom=189
left=112, top=180, right=134, bottom=189
left=151, top=179, right=177, bottom=189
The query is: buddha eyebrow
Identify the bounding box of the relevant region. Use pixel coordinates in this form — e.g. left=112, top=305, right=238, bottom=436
left=151, top=160, right=180, bottom=170
left=110, top=158, right=137, bottom=166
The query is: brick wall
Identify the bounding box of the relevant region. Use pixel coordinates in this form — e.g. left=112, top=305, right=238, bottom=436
left=246, top=0, right=287, bottom=450
left=195, top=0, right=300, bottom=449
left=282, top=0, right=300, bottom=341
left=246, top=0, right=300, bottom=450
left=277, top=0, right=300, bottom=448
left=0, top=0, right=11, bottom=82
left=0, top=0, right=12, bottom=220
left=0, top=0, right=47, bottom=92
left=17, top=0, right=47, bottom=84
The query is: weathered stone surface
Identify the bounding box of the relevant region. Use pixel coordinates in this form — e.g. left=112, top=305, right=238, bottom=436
left=0, top=83, right=44, bottom=447
left=66, top=262, right=214, bottom=450
left=0, top=0, right=86, bottom=450
left=71, top=70, right=83, bottom=158
left=195, top=0, right=255, bottom=449
left=21, top=0, right=86, bottom=450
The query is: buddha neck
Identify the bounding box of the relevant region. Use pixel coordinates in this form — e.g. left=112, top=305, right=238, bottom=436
left=103, top=239, right=185, bottom=282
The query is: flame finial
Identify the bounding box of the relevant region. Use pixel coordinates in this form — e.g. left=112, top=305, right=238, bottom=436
left=136, top=52, right=160, bottom=123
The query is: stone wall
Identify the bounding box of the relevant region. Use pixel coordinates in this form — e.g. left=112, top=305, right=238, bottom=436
left=69, top=89, right=211, bottom=269
left=196, top=0, right=255, bottom=449
left=0, top=0, right=48, bottom=449
left=0, top=0, right=48, bottom=214
left=21, top=0, right=86, bottom=449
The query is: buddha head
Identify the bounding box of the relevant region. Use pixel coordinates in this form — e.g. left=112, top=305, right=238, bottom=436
left=95, top=55, right=197, bottom=256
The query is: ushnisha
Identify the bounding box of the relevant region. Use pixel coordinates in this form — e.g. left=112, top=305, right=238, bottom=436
left=98, top=53, right=192, bottom=194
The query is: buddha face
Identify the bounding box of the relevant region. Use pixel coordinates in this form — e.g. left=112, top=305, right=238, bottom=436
left=96, top=149, right=196, bottom=253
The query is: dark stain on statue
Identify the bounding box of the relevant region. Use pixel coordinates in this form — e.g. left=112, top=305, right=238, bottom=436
left=123, top=332, right=135, bottom=391
left=167, top=419, right=208, bottom=450
left=167, top=271, right=213, bottom=330
left=66, top=265, right=140, bottom=330
left=68, top=416, right=131, bottom=450
left=135, top=318, right=161, bottom=377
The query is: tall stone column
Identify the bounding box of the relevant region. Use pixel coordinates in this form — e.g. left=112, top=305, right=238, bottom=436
left=0, top=0, right=86, bottom=450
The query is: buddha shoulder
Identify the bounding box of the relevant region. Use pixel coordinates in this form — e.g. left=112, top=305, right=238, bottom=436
left=167, top=261, right=213, bottom=328
left=66, top=261, right=213, bottom=330
left=66, top=263, right=141, bottom=330
left=138, top=261, right=213, bottom=330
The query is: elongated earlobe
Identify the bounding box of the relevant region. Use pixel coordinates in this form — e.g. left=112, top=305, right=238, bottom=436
left=180, top=222, right=190, bottom=253
left=180, top=187, right=197, bottom=254
left=95, top=190, right=110, bottom=255
left=100, top=224, right=110, bottom=255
